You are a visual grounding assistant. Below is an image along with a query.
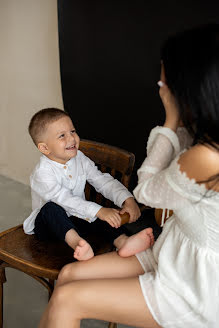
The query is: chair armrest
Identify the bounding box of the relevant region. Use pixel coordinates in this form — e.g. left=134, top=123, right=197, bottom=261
left=120, top=205, right=151, bottom=225
left=120, top=207, right=173, bottom=226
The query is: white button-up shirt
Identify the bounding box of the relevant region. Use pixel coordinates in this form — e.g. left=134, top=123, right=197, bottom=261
left=23, top=150, right=133, bottom=234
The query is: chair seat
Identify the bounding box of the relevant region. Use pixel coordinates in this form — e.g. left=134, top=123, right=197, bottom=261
left=0, top=225, right=75, bottom=280
left=0, top=224, right=115, bottom=280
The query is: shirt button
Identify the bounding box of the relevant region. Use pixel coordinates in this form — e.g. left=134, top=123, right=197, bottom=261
left=63, top=166, right=67, bottom=169
left=69, top=175, right=72, bottom=178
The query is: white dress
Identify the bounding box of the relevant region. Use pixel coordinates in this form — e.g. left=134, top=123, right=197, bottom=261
left=133, top=126, right=219, bottom=328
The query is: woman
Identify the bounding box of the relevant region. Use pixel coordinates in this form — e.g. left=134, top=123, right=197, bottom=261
left=39, top=24, right=219, bottom=328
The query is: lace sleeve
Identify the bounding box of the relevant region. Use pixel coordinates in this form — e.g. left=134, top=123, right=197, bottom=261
left=137, top=126, right=179, bottom=181
left=133, top=161, right=187, bottom=211
left=133, top=127, right=188, bottom=212
left=147, top=126, right=180, bottom=157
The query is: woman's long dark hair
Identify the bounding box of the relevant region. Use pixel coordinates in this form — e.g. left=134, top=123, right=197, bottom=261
left=161, top=24, right=219, bottom=186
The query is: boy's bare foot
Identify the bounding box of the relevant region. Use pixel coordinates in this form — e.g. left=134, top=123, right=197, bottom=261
left=118, top=228, right=154, bottom=257
left=73, top=239, right=94, bottom=261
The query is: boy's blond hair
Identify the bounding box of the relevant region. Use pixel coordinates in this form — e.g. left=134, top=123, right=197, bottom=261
left=28, top=108, right=70, bottom=146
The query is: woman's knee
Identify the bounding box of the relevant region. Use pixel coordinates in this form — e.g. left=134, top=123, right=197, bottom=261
left=48, top=284, right=75, bottom=318
left=57, top=263, right=80, bottom=285
left=49, top=282, right=86, bottom=320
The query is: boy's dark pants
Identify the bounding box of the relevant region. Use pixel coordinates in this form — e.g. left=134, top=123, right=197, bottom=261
left=34, top=202, right=128, bottom=245
left=34, top=202, right=162, bottom=248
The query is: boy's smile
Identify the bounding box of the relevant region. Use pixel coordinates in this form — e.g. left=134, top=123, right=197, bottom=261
left=38, top=116, right=80, bottom=164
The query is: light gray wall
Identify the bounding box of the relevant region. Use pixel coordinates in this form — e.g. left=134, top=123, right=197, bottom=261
left=0, top=0, right=63, bottom=185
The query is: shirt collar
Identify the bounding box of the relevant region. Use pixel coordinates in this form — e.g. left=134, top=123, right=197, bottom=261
left=41, top=155, right=75, bottom=168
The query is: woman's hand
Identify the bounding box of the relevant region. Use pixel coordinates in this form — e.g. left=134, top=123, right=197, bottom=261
left=158, top=80, right=180, bottom=132
left=158, top=63, right=180, bottom=132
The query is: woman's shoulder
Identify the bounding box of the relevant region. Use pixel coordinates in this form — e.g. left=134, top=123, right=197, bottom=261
left=177, top=144, right=219, bottom=191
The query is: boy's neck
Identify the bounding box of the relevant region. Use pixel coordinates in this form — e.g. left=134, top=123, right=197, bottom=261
left=43, top=154, right=71, bottom=165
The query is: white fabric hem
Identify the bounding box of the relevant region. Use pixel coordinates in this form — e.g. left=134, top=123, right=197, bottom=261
left=139, top=275, right=162, bottom=326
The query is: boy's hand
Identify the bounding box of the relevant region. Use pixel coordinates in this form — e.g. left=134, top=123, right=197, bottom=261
left=120, top=197, right=141, bottom=223
left=96, top=207, right=122, bottom=228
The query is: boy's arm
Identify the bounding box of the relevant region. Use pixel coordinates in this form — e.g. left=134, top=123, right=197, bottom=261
left=31, top=169, right=102, bottom=222
left=83, top=153, right=133, bottom=209
left=81, top=152, right=141, bottom=223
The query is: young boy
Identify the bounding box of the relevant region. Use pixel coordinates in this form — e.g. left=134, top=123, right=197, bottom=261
left=23, top=108, right=154, bottom=261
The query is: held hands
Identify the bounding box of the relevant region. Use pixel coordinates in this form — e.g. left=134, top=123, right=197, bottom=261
left=96, top=207, right=122, bottom=228
left=119, top=197, right=141, bottom=223
left=96, top=197, right=141, bottom=228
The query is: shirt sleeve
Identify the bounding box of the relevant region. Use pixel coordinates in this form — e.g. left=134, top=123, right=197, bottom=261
left=81, top=152, right=133, bottom=208
left=133, top=126, right=188, bottom=211
left=31, top=169, right=102, bottom=219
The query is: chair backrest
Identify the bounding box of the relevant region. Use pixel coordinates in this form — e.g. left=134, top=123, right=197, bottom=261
left=79, top=139, right=135, bottom=207
left=154, top=208, right=173, bottom=226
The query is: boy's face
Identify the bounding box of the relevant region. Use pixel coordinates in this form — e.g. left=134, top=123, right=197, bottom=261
left=38, top=116, right=80, bottom=164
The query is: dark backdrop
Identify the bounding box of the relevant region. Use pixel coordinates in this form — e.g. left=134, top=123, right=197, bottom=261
left=57, top=0, right=219, bottom=189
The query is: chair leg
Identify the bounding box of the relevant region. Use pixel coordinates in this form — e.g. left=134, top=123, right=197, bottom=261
left=0, top=262, right=6, bottom=328
left=108, top=322, right=117, bottom=328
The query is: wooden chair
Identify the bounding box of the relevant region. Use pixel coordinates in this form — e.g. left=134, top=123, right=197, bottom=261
left=0, top=139, right=135, bottom=328
left=154, top=208, right=173, bottom=227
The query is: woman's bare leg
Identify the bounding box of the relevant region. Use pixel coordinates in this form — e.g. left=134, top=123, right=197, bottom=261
left=57, top=251, right=144, bottom=286
left=39, top=277, right=161, bottom=328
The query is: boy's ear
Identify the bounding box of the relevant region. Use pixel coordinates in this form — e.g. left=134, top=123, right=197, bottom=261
left=37, top=142, right=50, bottom=155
